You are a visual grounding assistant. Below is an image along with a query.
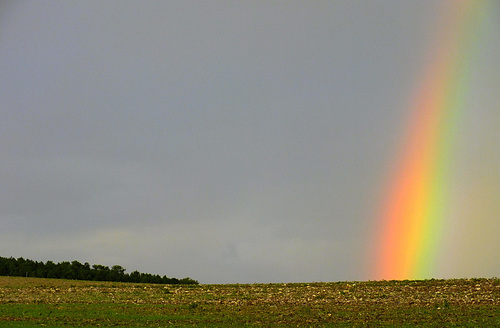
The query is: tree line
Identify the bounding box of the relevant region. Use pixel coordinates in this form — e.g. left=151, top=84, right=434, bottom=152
left=0, top=256, right=198, bottom=285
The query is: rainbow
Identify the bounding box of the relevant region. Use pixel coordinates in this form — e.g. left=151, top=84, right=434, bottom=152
left=372, top=0, right=492, bottom=280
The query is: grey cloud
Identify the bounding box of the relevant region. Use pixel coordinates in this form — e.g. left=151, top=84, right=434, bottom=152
left=1, top=1, right=498, bottom=283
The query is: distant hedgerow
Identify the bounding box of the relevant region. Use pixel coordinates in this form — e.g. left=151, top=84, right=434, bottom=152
left=0, top=256, right=198, bottom=285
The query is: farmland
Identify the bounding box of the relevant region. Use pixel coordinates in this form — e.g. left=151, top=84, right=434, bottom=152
left=1, top=276, right=499, bottom=327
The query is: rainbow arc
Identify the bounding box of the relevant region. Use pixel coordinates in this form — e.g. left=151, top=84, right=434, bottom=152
left=372, top=0, right=492, bottom=280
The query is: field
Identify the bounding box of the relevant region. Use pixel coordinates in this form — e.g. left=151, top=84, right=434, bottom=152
left=1, top=276, right=499, bottom=327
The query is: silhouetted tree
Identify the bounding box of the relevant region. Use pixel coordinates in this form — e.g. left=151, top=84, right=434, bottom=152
left=0, top=256, right=198, bottom=285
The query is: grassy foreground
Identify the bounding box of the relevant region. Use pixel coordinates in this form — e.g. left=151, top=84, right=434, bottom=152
left=0, top=276, right=499, bottom=327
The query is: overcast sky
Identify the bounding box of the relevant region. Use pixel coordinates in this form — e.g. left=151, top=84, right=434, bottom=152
left=1, top=1, right=498, bottom=284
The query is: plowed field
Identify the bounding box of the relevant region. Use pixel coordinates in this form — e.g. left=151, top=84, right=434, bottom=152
left=1, top=276, right=499, bottom=326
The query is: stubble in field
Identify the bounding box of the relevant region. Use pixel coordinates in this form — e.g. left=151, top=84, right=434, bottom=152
left=1, top=276, right=499, bottom=326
